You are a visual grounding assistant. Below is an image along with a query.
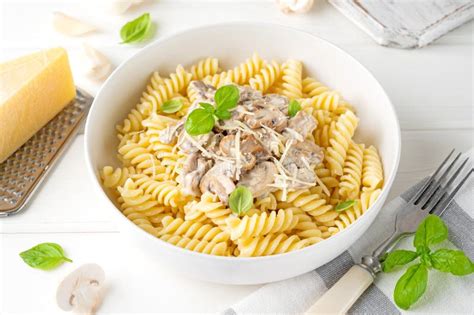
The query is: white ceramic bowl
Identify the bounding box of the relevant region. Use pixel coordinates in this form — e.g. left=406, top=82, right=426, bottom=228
left=84, top=22, right=401, bottom=285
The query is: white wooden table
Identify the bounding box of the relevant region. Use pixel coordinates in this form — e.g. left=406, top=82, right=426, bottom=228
left=0, top=0, right=472, bottom=313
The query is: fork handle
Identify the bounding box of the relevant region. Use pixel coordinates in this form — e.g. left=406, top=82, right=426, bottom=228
left=305, top=265, right=374, bottom=314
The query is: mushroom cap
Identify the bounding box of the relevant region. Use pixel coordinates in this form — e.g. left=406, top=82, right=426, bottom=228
left=57, top=264, right=105, bottom=311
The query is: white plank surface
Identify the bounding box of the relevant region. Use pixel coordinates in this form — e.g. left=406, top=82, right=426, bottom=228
left=0, top=0, right=473, bottom=314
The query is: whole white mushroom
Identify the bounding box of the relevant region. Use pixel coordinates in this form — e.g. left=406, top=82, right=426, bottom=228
left=277, top=0, right=315, bottom=14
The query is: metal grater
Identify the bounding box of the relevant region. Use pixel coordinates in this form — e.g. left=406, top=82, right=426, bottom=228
left=0, top=88, right=93, bottom=217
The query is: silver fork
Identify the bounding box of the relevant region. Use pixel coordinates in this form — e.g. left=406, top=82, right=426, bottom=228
left=306, top=149, right=473, bottom=314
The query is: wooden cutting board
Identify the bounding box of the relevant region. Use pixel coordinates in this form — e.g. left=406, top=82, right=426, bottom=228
left=329, top=0, right=474, bottom=48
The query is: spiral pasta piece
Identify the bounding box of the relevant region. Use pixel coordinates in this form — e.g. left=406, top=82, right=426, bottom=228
left=224, top=53, right=264, bottom=85
left=331, top=189, right=382, bottom=234
left=226, top=209, right=298, bottom=241
left=249, top=60, right=281, bottom=93
left=362, top=146, right=384, bottom=191
left=131, top=174, right=183, bottom=208
left=339, top=142, right=364, bottom=199
left=139, top=65, right=192, bottom=114
left=302, top=77, right=329, bottom=97
left=117, top=107, right=146, bottom=134
left=281, top=59, right=303, bottom=99
left=190, top=57, right=219, bottom=80
left=185, top=192, right=231, bottom=227
left=301, top=91, right=343, bottom=112
left=101, top=166, right=136, bottom=190
left=159, top=216, right=229, bottom=243
left=326, top=110, right=359, bottom=176
left=254, top=193, right=277, bottom=211
left=203, top=72, right=232, bottom=88
left=238, top=234, right=312, bottom=257
left=160, top=234, right=228, bottom=256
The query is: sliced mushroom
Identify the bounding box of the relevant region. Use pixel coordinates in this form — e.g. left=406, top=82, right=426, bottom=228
left=239, top=85, right=263, bottom=102
left=285, top=110, right=317, bottom=139
left=263, top=94, right=289, bottom=114
left=199, top=162, right=236, bottom=202
left=57, top=264, right=105, bottom=315
left=189, top=80, right=216, bottom=103
left=282, top=140, right=324, bottom=169
left=178, top=132, right=213, bottom=154
left=241, top=134, right=270, bottom=161
left=238, top=161, right=278, bottom=198
left=52, top=12, right=96, bottom=36
left=285, top=162, right=317, bottom=190
left=179, top=153, right=212, bottom=196
left=244, top=107, right=288, bottom=132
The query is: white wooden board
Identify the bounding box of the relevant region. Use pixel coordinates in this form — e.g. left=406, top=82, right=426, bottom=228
left=330, top=0, right=474, bottom=48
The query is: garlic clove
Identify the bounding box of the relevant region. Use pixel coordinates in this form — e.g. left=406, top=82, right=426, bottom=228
left=107, top=0, right=144, bottom=15
left=52, top=12, right=96, bottom=36
left=277, top=0, right=314, bottom=14
left=82, top=44, right=114, bottom=82
left=57, top=264, right=105, bottom=315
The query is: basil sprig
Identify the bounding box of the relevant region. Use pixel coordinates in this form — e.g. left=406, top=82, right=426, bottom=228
left=229, top=186, right=253, bottom=216
left=335, top=200, right=356, bottom=212
left=20, top=243, right=72, bottom=270
left=185, top=85, right=239, bottom=136
left=161, top=99, right=183, bottom=114
left=288, top=99, right=301, bottom=117
left=382, top=215, right=473, bottom=310
left=120, top=13, right=153, bottom=44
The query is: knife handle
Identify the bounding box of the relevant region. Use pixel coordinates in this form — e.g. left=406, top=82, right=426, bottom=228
left=305, top=265, right=374, bottom=314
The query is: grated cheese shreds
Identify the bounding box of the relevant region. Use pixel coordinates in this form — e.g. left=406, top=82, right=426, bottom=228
left=279, top=139, right=294, bottom=164
left=184, top=133, right=234, bottom=163
left=234, top=130, right=242, bottom=180
left=284, top=128, right=304, bottom=142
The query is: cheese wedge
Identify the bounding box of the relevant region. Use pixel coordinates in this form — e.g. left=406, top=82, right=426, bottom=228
left=0, top=47, right=76, bottom=163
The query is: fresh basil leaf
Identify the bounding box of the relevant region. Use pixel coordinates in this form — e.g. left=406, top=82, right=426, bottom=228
left=414, top=215, right=448, bottom=250
left=185, top=108, right=215, bottom=136
left=19, top=243, right=72, bottom=270
left=382, top=250, right=419, bottom=272
left=431, top=249, right=473, bottom=276
left=214, top=85, right=239, bottom=111
left=335, top=200, right=356, bottom=212
left=229, top=186, right=253, bottom=216
left=214, top=108, right=232, bottom=120
left=161, top=99, right=183, bottom=114
left=394, top=263, right=428, bottom=310
left=200, top=102, right=215, bottom=113
left=288, top=100, right=301, bottom=117
left=120, top=13, right=152, bottom=44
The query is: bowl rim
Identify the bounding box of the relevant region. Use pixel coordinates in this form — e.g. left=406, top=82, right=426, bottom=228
left=84, top=21, right=402, bottom=262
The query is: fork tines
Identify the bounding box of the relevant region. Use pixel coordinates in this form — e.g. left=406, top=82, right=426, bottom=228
left=411, top=149, right=473, bottom=215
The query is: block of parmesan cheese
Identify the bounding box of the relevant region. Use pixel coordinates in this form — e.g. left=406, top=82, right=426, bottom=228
left=0, top=48, right=76, bottom=163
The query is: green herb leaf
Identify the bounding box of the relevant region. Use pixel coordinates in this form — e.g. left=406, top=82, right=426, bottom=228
left=214, top=85, right=239, bottom=112
left=185, top=108, right=215, bottom=136
left=214, top=108, right=232, bottom=120
left=394, top=263, right=428, bottom=310
left=19, top=243, right=72, bottom=270
left=120, top=13, right=152, bottom=44
left=288, top=100, right=301, bottom=117
left=200, top=102, right=215, bottom=113
left=161, top=99, right=183, bottom=114
left=229, top=186, right=253, bottom=216
left=335, top=200, right=357, bottom=212
left=414, top=215, right=448, bottom=250
left=430, top=249, right=474, bottom=276
left=382, top=250, right=419, bottom=272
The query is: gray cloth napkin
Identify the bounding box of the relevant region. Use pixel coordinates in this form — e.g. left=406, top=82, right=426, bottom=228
left=224, top=151, right=473, bottom=314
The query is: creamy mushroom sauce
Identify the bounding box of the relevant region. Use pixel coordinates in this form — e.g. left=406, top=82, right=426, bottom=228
left=159, top=81, right=324, bottom=203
